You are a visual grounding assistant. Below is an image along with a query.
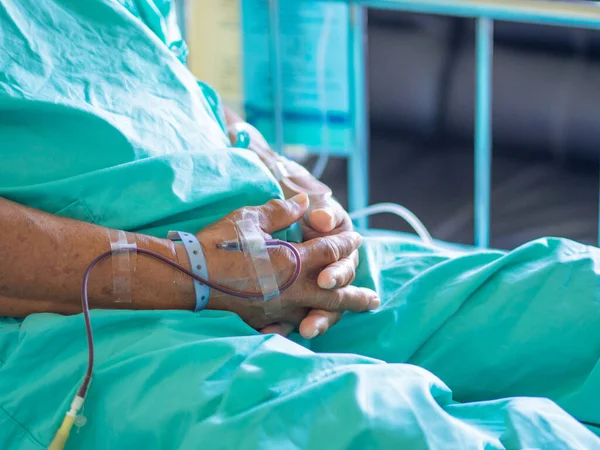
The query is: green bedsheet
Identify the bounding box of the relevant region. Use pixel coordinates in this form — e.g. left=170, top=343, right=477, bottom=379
left=0, top=0, right=599, bottom=448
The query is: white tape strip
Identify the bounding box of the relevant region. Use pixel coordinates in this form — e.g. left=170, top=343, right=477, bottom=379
left=108, top=229, right=137, bottom=303
left=236, top=216, right=279, bottom=301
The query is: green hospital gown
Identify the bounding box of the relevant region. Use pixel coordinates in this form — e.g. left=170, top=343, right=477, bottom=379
left=0, top=0, right=599, bottom=448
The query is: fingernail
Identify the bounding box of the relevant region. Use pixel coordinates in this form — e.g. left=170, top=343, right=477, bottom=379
left=291, top=193, right=309, bottom=206
left=322, top=277, right=336, bottom=289
left=314, top=317, right=329, bottom=331
left=315, top=206, right=333, bottom=215
left=310, top=329, right=319, bottom=339
left=314, top=208, right=335, bottom=221
left=370, top=297, right=381, bottom=309
left=311, top=208, right=336, bottom=230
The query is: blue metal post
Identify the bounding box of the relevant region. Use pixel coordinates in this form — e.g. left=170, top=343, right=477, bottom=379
left=348, top=4, right=369, bottom=229
left=268, top=0, right=285, bottom=154
left=598, top=169, right=600, bottom=246
left=475, top=17, right=493, bottom=248
left=339, top=1, right=600, bottom=31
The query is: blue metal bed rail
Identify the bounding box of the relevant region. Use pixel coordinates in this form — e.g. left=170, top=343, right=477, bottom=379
left=268, top=0, right=600, bottom=247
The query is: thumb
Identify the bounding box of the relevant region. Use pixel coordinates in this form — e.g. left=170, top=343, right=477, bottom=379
left=257, top=193, right=309, bottom=234
left=307, top=194, right=337, bottom=233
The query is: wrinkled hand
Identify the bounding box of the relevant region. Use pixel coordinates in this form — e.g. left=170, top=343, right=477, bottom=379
left=196, top=194, right=379, bottom=335
left=301, top=195, right=355, bottom=285
left=264, top=194, right=359, bottom=339
left=227, top=119, right=364, bottom=338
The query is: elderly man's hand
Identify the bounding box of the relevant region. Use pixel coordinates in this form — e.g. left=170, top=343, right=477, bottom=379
left=286, top=195, right=360, bottom=339
left=258, top=193, right=359, bottom=339
left=226, top=112, right=366, bottom=338
left=301, top=196, right=355, bottom=284
left=197, top=195, right=379, bottom=336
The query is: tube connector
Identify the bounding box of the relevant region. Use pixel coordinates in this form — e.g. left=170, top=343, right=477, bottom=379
left=48, top=395, right=85, bottom=450
left=217, top=240, right=242, bottom=252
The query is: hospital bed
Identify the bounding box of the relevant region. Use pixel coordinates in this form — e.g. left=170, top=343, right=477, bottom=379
left=265, top=0, right=600, bottom=247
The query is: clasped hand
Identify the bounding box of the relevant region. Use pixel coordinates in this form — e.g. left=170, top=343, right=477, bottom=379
left=197, top=194, right=379, bottom=339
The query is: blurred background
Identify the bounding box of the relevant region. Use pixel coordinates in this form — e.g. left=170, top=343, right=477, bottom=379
left=183, top=1, right=600, bottom=249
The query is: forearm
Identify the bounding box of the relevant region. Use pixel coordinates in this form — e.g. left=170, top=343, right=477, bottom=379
left=0, top=198, right=195, bottom=317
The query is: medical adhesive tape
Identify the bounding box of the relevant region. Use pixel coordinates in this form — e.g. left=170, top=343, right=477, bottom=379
left=108, top=229, right=137, bottom=303
left=236, top=215, right=280, bottom=302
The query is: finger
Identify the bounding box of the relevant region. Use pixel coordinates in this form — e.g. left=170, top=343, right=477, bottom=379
left=299, top=285, right=380, bottom=313
left=254, top=194, right=309, bottom=234
left=317, top=251, right=359, bottom=289
left=224, top=106, right=244, bottom=125
left=260, top=322, right=295, bottom=337
left=307, top=195, right=340, bottom=233
left=299, top=309, right=343, bottom=339
left=300, top=231, right=362, bottom=269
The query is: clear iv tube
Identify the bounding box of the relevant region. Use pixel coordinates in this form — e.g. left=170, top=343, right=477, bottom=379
left=311, top=6, right=334, bottom=180
left=349, top=203, right=435, bottom=246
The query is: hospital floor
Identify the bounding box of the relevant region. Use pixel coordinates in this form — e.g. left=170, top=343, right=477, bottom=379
left=316, top=130, right=600, bottom=250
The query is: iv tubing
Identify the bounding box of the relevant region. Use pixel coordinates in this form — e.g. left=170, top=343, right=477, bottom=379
left=349, top=203, right=434, bottom=246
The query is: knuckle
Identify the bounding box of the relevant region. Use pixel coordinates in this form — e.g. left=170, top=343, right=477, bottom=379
left=348, top=271, right=356, bottom=285
left=330, top=259, right=354, bottom=286
left=325, top=290, right=343, bottom=310
left=322, top=239, right=340, bottom=262
left=267, top=198, right=287, bottom=213
left=359, top=290, right=373, bottom=310
left=348, top=232, right=362, bottom=250
left=296, top=245, right=309, bottom=263
left=270, top=247, right=295, bottom=277
left=337, top=233, right=358, bottom=258
left=336, top=243, right=350, bottom=259
left=337, top=263, right=353, bottom=283
left=277, top=246, right=295, bottom=265
left=341, top=264, right=355, bottom=285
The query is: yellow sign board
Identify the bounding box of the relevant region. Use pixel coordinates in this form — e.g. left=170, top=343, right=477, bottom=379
left=187, top=0, right=244, bottom=116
